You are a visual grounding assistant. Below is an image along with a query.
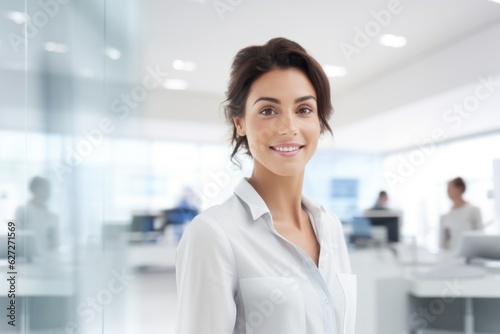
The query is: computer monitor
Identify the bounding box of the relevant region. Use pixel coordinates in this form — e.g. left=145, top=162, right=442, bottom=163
left=459, top=233, right=500, bottom=262
left=350, top=216, right=372, bottom=243
left=362, top=212, right=400, bottom=243
left=130, top=215, right=157, bottom=233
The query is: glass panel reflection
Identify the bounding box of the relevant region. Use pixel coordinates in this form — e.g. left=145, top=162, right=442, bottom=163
left=1, top=0, right=143, bottom=333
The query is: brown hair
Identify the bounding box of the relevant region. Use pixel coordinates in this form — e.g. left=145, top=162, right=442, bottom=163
left=224, top=37, right=333, bottom=164
left=450, top=177, right=466, bottom=193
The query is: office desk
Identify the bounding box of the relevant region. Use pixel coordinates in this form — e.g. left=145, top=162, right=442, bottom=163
left=408, top=274, right=500, bottom=298
left=0, top=262, right=74, bottom=333
left=350, top=244, right=500, bottom=334
left=406, top=269, right=500, bottom=334
left=127, top=240, right=177, bottom=269
left=0, top=263, right=74, bottom=296
left=350, top=248, right=409, bottom=334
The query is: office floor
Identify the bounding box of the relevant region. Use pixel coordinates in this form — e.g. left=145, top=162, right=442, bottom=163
left=122, top=227, right=179, bottom=333
left=125, top=268, right=178, bottom=334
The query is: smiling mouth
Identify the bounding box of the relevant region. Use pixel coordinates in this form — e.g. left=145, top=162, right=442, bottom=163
left=270, top=145, right=304, bottom=152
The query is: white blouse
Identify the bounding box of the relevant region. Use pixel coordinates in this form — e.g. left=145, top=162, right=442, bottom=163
left=440, top=203, right=483, bottom=251
left=176, top=178, right=356, bottom=334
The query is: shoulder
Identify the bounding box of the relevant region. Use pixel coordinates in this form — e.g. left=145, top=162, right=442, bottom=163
left=180, top=194, right=248, bottom=244
left=462, top=203, right=481, bottom=215
left=177, top=204, right=236, bottom=266
left=467, top=203, right=480, bottom=211
left=195, top=194, right=249, bottom=227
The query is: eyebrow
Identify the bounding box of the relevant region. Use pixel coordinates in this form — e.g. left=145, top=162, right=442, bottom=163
left=252, top=95, right=317, bottom=106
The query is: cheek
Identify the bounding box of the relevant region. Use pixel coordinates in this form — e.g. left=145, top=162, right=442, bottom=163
left=248, top=120, right=275, bottom=144
left=305, top=119, right=322, bottom=139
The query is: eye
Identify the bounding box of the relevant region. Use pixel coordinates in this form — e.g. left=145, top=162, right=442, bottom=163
left=259, top=107, right=277, bottom=116
left=298, top=106, right=313, bottom=114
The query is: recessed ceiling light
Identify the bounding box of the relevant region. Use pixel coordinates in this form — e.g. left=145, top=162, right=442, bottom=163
left=164, top=79, right=188, bottom=90
left=45, top=42, right=68, bottom=53
left=173, top=59, right=197, bottom=71
left=323, top=65, right=347, bottom=78
left=488, top=0, right=500, bottom=4
left=105, top=47, right=121, bottom=60
left=7, top=11, right=29, bottom=24
left=378, top=34, right=407, bottom=48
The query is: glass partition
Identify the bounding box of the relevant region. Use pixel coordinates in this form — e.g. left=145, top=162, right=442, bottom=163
left=1, top=0, right=143, bottom=333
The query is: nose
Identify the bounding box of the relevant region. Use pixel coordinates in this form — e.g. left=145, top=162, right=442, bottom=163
left=277, top=113, right=297, bottom=136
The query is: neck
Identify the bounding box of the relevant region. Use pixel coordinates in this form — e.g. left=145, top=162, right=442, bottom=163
left=248, top=162, right=305, bottom=228
left=452, top=198, right=466, bottom=209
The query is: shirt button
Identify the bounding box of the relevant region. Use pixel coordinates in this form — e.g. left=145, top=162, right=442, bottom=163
left=325, top=299, right=330, bottom=306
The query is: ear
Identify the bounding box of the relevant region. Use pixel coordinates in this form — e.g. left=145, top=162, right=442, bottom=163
left=233, top=117, right=246, bottom=136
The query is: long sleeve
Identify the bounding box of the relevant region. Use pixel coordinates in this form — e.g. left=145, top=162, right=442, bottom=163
left=175, top=215, right=238, bottom=334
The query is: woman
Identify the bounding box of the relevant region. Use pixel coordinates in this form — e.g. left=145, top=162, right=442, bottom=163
left=176, top=38, right=356, bottom=334
left=440, top=177, right=483, bottom=251
left=372, top=190, right=388, bottom=210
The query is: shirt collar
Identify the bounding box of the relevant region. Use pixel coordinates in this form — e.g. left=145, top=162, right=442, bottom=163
left=234, top=178, right=270, bottom=221
left=234, top=178, right=324, bottom=222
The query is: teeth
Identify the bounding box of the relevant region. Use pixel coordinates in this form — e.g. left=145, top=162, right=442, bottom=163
left=274, top=146, right=299, bottom=152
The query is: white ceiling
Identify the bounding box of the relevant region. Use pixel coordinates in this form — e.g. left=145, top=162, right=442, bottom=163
left=141, top=0, right=500, bottom=151
left=143, top=0, right=500, bottom=97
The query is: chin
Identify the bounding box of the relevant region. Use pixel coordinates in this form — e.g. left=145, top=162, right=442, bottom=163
left=267, top=162, right=306, bottom=177
left=252, top=149, right=313, bottom=177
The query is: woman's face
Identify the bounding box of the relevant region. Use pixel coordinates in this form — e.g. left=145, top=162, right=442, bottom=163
left=447, top=182, right=462, bottom=200
left=233, top=68, right=321, bottom=177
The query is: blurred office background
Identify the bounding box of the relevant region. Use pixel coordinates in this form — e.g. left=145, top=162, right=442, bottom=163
left=1, top=0, right=500, bottom=333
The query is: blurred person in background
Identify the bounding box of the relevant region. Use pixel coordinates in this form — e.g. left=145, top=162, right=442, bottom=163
left=172, top=187, right=200, bottom=241
left=178, top=186, right=201, bottom=211
left=440, top=177, right=483, bottom=251
left=372, top=190, right=389, bottom=210
left=14, top=176, right=59, bottom=260
left=176, top=38, right=356, bottom=334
